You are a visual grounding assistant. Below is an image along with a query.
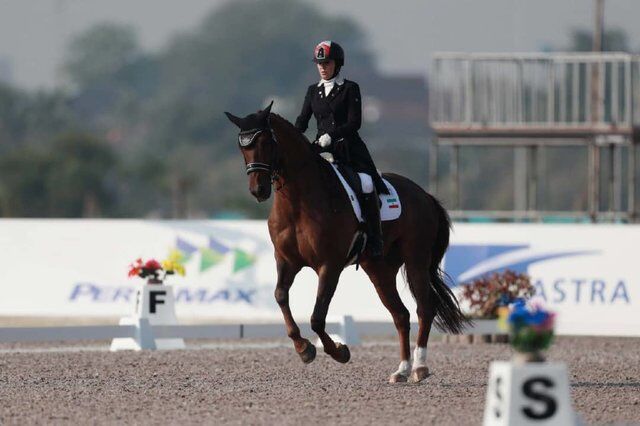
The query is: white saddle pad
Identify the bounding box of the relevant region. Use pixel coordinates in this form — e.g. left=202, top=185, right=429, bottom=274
left=329, top=163, right=401, bottom=222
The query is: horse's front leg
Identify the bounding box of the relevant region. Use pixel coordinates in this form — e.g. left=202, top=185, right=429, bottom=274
left=310, top=265, right=350, bottom=363
left=274, top=259, right=316, bottom=363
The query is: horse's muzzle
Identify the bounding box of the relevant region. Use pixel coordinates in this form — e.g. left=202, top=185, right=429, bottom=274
left=250, top=183, right=271, bottom=202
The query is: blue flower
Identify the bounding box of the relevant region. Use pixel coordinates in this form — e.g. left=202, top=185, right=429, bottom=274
left=508, top=307, right=529, bottom=326
left=529, top=310, right=548, bottom=326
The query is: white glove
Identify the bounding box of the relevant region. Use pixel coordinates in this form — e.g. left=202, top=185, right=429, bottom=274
left=318, top=133, right=332, bottom=148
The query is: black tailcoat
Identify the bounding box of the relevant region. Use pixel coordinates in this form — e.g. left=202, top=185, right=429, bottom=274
left=294, top=79, right=388, bottom=194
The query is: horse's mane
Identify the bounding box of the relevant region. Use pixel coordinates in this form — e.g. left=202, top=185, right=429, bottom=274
left=269, top=113, right=313, bottom=146
left=268, top=113, right=343, bottom=201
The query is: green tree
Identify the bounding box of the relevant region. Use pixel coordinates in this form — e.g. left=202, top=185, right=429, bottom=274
left=0, top=84, right=28, bottom=148
left=0, top=147, right=53, bottom=216
left=54, top=0, right=374, bottom=218
left=46, top=134, right=118, bottom=217
left=566, top=27, right=630, bottom=52
left=149, top=0, right=372, bottom=149
left=62, top=22, right=159, bottom=131
left=144, top=0, right=373, bottom=216
left=63, top=22, right=141, bottom=89
left=0, top=84, right=77, bottom=150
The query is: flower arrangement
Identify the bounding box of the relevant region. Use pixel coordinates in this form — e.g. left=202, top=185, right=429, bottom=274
left=128, top=249, right=186, bottom=284
left=460, top=270, right=535, bottom=319
left=498, top=300, right=555, bottom=361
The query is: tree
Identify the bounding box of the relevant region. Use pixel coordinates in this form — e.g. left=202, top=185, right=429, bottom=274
left=566, top=27, right=630, bottom=52
left=141, top=0, right=374, bottom=216
left=0, top=83, right=28, bottom=148
left=63, top=22, right=141, bottom=89
left=48, top=0, right=375, bottom=218
left=0, top=147, right=54, bottom=216
left=0, top=83, right=77, bottom=150
left=62, top=22, right=159, bottom=130
left=46, top=133, right=118, bottom=217
left=149, top=0, right=372, bottom=147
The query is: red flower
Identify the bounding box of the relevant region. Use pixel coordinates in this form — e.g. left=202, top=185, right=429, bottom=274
left=128, top=258, right=166, bottom=281
left=128, top=258, right=144, bottom=277
left=144, top=259, right=162, bottom=270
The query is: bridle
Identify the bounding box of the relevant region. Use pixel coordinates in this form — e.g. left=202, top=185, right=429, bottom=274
left=237, top=125, right=283, bottom=188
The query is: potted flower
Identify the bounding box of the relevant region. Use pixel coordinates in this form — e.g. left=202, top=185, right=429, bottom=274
left=128, top=250, right=186, bottom=284
left=456, top=270, right=535, bottom=344
left=113, top=250, right=187, bottom=351
left=499, top=300, right=555, bottom=363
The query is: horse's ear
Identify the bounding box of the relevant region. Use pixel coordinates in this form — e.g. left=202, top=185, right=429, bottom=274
left=224, top=111, right=243, bottom=128
left=256, top=101, right=274, bottom=124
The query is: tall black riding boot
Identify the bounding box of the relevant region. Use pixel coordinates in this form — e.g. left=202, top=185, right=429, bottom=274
left=362, top=191, right=384, bottom=258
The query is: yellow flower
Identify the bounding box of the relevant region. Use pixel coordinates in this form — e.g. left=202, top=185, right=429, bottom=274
left=174, top=263, right=185, bottom=276
left=161, top=249, right=187, bottom=277
left=497, top=306, right=510, bottom=332
left=166, top=249, right=186, bottom=264
left=162, top=259, right=186, bottom=276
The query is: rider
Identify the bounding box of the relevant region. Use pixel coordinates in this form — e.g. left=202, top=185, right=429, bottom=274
left=295, top=40, right=388, bottom=259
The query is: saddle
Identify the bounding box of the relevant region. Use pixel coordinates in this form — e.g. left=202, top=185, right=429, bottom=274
left=317, top=155, right=402, bottom=267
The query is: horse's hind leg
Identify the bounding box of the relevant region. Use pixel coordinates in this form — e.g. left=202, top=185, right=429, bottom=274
left=404, top=260, right=437, bottom=383
left=363, top=260, right=411, bottom=383
left=274, top=259, right=316, bottom=363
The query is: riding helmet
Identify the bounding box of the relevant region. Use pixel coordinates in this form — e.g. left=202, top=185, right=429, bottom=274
left=313, top=40, right=345, bottom=67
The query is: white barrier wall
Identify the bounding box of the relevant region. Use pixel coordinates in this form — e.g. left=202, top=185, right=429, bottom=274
left=0, top=220, right=637, bottom=336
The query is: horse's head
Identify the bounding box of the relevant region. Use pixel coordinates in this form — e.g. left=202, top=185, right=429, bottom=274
left=224, top=101, right=277, bottom=202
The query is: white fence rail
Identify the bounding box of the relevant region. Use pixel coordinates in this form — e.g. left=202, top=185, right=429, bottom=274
left=0, top=318, right=501, bottom=350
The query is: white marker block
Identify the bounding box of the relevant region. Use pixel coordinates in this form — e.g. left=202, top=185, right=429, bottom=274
left=111, top=284, right=185, bottom=351
left=483, top=361, right=578, bottom=426
left=314, top=315, right=361, bottom=347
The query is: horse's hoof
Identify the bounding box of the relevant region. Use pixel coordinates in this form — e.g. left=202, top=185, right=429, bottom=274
left=389, top=373, right=408, bottom=383
left=298, top=342, right=316, bottom=364
left=408, top=366, right=430, bottom=383
left=333, top=343, right=351, bottom=363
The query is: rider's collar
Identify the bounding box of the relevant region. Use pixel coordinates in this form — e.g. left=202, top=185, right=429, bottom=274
left=317, top=75, right=344, bottom=87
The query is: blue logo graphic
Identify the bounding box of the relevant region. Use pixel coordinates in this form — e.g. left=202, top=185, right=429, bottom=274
left=444, top=244, right=597, bottom=286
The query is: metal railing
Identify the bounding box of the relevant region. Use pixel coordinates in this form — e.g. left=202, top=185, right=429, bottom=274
left=431, top=52, right=640, bottom=131
left=429, top=52, right=639, bottom=222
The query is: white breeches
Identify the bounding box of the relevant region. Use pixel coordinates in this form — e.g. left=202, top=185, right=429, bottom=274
left=358, top=173, right=374, bottom=194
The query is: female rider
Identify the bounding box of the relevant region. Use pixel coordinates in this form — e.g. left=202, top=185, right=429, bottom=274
left=295, top=40, right=387, bottom=258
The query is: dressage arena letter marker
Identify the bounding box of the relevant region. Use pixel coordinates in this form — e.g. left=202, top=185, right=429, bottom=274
left=149, top=290, right=166, bottom=314
left=483, top=361, right=579, bottom=426
left=110, top=284, right=185, bottom=351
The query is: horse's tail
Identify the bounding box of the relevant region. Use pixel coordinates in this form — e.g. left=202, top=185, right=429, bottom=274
left=427, top=196, right=469, bottom=334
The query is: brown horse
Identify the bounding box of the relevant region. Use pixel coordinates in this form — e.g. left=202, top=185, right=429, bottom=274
left=225, top=102, right=466, bottom=383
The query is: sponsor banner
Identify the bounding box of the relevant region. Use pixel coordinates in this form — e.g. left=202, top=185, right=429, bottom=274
left=0, top=220, right=416, bottom=321
left=0, top=220, right=637, bottom=336
left=445, top=224, right=638, bottom=336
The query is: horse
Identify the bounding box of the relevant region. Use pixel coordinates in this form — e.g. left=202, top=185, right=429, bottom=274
left=224, top=102, right=466, bottom=383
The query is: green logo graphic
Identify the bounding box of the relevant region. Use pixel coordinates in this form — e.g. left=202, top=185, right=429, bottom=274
left=174, top=237, right=256, bottom=274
